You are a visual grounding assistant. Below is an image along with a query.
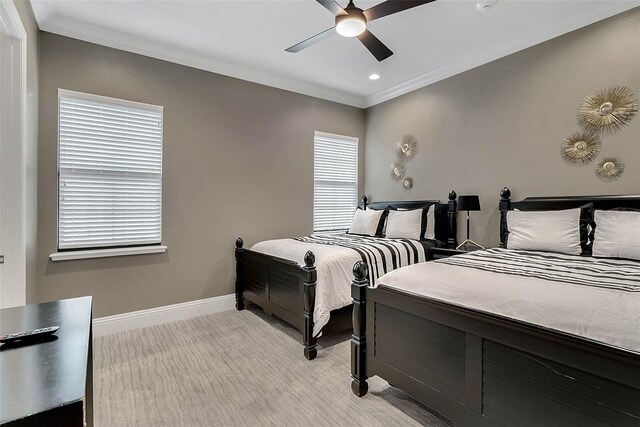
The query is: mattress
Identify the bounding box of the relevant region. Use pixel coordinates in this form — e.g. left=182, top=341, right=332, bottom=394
left=251, top=232, right=437, bottom=336
left=376, top=248, right=640, bottom=354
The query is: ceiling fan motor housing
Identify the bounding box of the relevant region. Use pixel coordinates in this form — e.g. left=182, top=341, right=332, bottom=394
left=335, top=2, right=367, bottom=37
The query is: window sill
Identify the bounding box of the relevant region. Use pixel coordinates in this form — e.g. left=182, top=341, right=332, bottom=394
left=49, top=245, right=168, bottom=262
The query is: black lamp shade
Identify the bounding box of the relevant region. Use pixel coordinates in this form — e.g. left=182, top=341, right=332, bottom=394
left=458, top=195, right=481, bottom=211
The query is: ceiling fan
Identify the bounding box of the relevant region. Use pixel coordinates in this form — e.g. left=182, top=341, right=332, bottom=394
left=285, top=0, right=436, bottom=62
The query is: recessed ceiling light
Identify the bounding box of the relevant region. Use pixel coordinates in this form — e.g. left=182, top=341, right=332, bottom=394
left=369, top=74, right=380, bottom=80
left=476, top=0, right=497, bottom=12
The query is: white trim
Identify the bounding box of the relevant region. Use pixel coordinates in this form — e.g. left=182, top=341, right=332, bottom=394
left=0, top=0, right=26, bottom=39
left=50, top=245, right=168, bottom=261
left=314, top=130, right=359, bottom=144
left=58, top=88, right=164, bottom=112
left=92, top=294, right=236, bottom=337
left=364, top=2, right=640, bottom=107
left=0, top=0, right=27, bottom=308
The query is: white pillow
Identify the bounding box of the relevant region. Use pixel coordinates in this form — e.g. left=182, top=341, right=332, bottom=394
left=425, top=204, right=436, bottom=240
left=348, top=209, right=384, bottom=236
left=592, top=210, right=640, bottom=260
left=385, top=209, right=423, bottom=239
left=506, top=208, right=582, bottom=255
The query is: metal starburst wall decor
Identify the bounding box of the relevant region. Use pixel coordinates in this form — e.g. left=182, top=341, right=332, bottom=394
left=390, top=134, right=418, bottom=190
left=577, top=86, right=638, bottom=135
left=395, top=134, right=418, bottom=160
left=390, top=160, right=406, bottom=181
left=560, top=85, right=636, bottom=183
left=561, top=132, right=601, bottom=166
left=595, top=158, right=625, bottom=181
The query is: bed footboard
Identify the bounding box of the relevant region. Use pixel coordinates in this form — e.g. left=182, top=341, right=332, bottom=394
left=350, top=261, right=640, bottom=426
left=235, top=238, right=318, bottom=360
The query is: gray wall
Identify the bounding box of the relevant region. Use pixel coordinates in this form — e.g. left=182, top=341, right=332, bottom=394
left=15, top=0, right=38, bottom=303
left=34, top=8, right=640, bottom=316
left=364, top=9, right=640, bottom=248
left=37, top=33, right=365, bottom=317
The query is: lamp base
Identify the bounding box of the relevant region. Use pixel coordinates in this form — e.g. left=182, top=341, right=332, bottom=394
left=456, top=239, right=485, bottom=251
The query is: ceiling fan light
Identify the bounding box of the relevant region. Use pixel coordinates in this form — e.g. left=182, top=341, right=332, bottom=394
left=335, top=14, right=366, bottom=38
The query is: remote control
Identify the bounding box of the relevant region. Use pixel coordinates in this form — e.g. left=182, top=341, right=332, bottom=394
left=0, top=326, right=59, bottom=344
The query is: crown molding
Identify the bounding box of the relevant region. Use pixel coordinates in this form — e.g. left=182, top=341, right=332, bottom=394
left=32, top=1, right=639, bottom=110
left=30, top=3, right=367, bottom=108
left=364, top=2, right=640, bottom=108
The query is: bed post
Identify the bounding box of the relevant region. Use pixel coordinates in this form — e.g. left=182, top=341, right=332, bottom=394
left=351, top=261, right=369, bottom=397
left=361, top=195, right=368, bottom=210
left=499, top=187, right=511, bottom=248
left=448, top=190, right=458, bottom=248
left=302, top=250, right=318, bottom=361
left=235, top=238, right=245, bottom=311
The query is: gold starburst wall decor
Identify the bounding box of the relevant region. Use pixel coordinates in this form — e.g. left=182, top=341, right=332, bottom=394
left=577, top=86, right=638, bottom=135
left=595, top=157, right=625, bottom=181
left=390, top=161, right=406, bottom=181
left=395, top=135, right=418, bottom=160
left=403, top=177, right=413, bottom=189
left=561, top=132, right=601, bottom=166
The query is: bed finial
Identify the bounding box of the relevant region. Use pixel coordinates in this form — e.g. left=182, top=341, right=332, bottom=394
left=236, top=237, right=244, bottom=248
left=304, top=251, right=315, bottom=268
left=449, top=190, right=457, bottom=201
left=499, top=188, right=512, bottom=248
left=353, top=261, right=368, bottom=281
left=361, top=195, right=368, bottom=209
left=500, top=187, right=511, bottom=201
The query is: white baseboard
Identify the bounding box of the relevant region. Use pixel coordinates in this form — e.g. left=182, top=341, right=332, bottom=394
left=92, top=294, right=235, bottom=337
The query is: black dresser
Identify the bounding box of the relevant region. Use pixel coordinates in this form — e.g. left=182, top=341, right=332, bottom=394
left=0, top=297, right=93, bottom=426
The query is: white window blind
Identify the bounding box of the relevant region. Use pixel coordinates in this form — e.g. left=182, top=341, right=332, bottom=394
left=58, top=89, right=163, bottom=250
left=314, top=131, right=359, bottom=232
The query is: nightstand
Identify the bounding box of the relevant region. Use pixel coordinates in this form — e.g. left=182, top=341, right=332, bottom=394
left=429, top=247, right=479, bottom=261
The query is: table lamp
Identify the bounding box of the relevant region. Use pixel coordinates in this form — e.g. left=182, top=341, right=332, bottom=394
left=456, top=195, right=484, bottom=251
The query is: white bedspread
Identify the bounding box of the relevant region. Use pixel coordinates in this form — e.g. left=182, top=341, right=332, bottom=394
left=251, top=233, right=429, bottom=336
left=376, top=250, right=640, bottom=354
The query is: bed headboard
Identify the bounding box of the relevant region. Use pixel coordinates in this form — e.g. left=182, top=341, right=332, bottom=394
left=498, top=187, right=640, bottom=247
left=362, top=191, right=458, bottom=248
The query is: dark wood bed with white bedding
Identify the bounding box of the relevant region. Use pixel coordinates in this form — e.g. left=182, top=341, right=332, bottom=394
left=350, top=188, right=640, bottom=426
left=235, top=192, right=458, bottom=360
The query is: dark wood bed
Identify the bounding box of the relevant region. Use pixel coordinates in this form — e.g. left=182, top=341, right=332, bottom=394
left=235, top=192, right=458, bottom=360
left=351, top=188, right=640, bottom=426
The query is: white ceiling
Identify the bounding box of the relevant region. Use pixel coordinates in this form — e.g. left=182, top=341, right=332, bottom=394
left=31, top=0, right=639, bottom=108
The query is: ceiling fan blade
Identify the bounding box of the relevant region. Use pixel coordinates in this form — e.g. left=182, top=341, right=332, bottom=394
left=357, top=30, right=393, bottom=62
left=363, top=0, right=435, bottom=22
left=316, top=0, right=346, bottom=16
left=285, top=27, right=336, bottom=53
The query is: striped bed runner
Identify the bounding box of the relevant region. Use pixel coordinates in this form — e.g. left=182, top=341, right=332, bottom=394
left=437, top=248, right=640, bottom=292
left=294, top=233, right=429, bottom=284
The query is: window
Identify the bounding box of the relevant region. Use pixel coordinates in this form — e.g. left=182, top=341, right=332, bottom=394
left=313, top=131, right=359, bottom=232
left=57, top=89, right=163, bottom=251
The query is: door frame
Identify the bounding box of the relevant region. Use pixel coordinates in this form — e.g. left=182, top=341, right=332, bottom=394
left=0, top=0, right=26, bottom=308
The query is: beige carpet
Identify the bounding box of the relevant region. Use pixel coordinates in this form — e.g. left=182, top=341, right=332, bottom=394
left=95, top=307, right=450, bottom=426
